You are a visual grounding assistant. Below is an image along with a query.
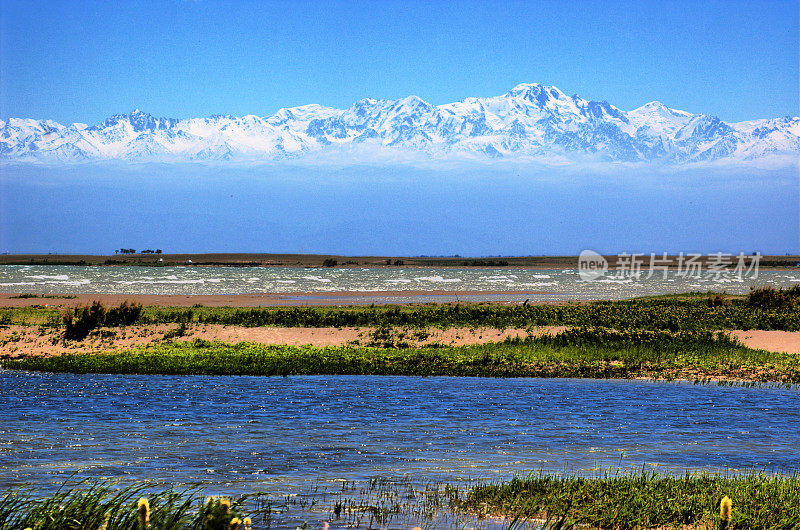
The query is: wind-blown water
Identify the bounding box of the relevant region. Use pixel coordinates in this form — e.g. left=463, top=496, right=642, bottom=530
left=1, top=372, right=797, bottom=494
left=1, top=265, right=799, bottom=301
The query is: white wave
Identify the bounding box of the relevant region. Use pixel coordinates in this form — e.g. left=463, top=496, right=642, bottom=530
left=591, top=278, right=635, bottom=284
left=530, top=274, right=551, bottom=279
left=116, top=279, right=206, bottom=285
left=519, top=281, right=558, bottom=287
left=302, top=275, right=332, bottom=283
left=276, top=280, right=296, bottom=284
left=26, top=274, right=69, bottom=281
left=385, top=279, right=412, bottom=284
left=414, top=276, right=462, bottom=283
left=0, top=281, right=36, bottom=286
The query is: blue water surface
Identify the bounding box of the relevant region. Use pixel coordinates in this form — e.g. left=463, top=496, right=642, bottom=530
left=1, top=372, right=797, bottom=496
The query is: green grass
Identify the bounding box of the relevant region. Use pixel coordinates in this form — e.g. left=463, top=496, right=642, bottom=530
left=141, top=297, right=800, bottom=331
left=6, top=328, right=799, bottom=383
left=0, top=480, right=250, bottom=530
left=2, top=471, right=797, bottom=529
left=5, top=293, right=800, bottom=331
left=462, top=470, right=800, bottom=529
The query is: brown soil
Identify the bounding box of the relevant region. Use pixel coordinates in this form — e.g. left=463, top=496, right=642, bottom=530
left=0, top=325, right=565, bottom=358
left=3, top=323, right=799, bottom=359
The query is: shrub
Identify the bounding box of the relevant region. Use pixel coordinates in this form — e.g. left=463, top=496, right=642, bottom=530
left=105, top=300, right=142, bottom=326
left=707, top=292, right=730, bottom=307
left=63, top=300, right=106, bottom=340
left=745, top=286, right=800, bottom=309
left=63, top=300, right=143, bottom=340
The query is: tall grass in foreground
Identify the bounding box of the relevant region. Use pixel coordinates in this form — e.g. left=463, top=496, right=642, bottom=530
left=5, top=328, right=799, bottom=383
left=463, top=470, right=800, bottom=529
left=1, top=471, right=798, bottom=529
left=0, top=480, right=249, bottom=530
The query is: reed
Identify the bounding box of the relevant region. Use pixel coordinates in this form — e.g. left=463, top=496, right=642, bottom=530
left=462, top=469, right=800, bottom=528
left=2, top=472, right=797, bottom=529
left=0, top=480, right=247, bottom=530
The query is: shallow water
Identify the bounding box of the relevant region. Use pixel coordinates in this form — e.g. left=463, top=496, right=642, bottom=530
left=1, top=265, right=799, bottom=301
left=1, top=372, right=797, bottom=490
left=2, top=372, right=797, bottom=527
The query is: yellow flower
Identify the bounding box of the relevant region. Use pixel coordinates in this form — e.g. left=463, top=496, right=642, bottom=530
left=243, top=517, right=252, bottom=530
left=229, top=517, right=241, bottom=530
left=137, top=497, right=150, bottom=528
left=720, top=495, right=732, bottom=520
left=220, top=498, right=231, bottom=513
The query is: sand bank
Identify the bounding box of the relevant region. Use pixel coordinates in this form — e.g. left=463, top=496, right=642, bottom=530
left=3, top=323, right=799, bottom=358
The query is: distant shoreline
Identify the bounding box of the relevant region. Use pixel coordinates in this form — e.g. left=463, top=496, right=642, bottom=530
left=1, top=253, right=798, bottom=270
left=0, top=290, right=558, bottom=308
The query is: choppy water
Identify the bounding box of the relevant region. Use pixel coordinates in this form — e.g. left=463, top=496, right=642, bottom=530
left=1, top=265, right=799, bottom=301
left=1, top=373, right=797, bottom=499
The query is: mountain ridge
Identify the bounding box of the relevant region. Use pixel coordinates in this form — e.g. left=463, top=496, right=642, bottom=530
left=2, top=83, right=798, bottom=165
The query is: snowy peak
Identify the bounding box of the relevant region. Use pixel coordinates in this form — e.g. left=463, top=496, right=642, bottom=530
left=1, top=83, right=798, bottom=165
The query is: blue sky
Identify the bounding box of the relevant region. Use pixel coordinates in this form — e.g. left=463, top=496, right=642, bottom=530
left=1, top=0, right=798, bottom=124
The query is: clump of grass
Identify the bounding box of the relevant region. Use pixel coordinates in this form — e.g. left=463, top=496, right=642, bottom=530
left=163, top=322, right=188, bottom=340
left=62, top=300, right=143, bottom=340
left=746, top=285, right=800, bottom=309
left=707, top=292, right=731, bottom=307
left=0, top=480, right=249, bottom=530
left=62, top=300, right=106, bottom=340
left=461, top=470, right=800, bottom=528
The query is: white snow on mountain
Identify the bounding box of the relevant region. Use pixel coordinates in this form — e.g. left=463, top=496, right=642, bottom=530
left=1, top=83, right=798, bottom=166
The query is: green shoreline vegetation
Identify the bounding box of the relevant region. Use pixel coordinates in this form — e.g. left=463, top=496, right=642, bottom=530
left=2, top=288, right=800, bottom=331
left=5, top=329, right=800, bottom=384
left=2, top=288, right=800, bottom=382
left=462, top=470, right=800, bottom=529
left=2, top=471, right=798, bottom=529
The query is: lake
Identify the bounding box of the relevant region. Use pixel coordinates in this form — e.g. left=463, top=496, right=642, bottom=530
left=1, top=373, right=797, bottom=501
left=1, top=265, right=799, bottom=302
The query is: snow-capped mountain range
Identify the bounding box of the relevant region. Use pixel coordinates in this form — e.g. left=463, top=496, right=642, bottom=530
left=1, top=83, right=798, bottom=165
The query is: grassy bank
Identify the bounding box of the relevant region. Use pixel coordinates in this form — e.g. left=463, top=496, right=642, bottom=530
left=2, top=471, right=798, bottom=529
left=3, top=290, right=800, bottom=331
left=462, top=470, right=800, bottom=528
left=5, top=328, right=799, bottom=383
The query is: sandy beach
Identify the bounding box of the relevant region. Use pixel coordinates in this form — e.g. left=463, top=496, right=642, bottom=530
left=3, top=321, right=799, bottom=358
